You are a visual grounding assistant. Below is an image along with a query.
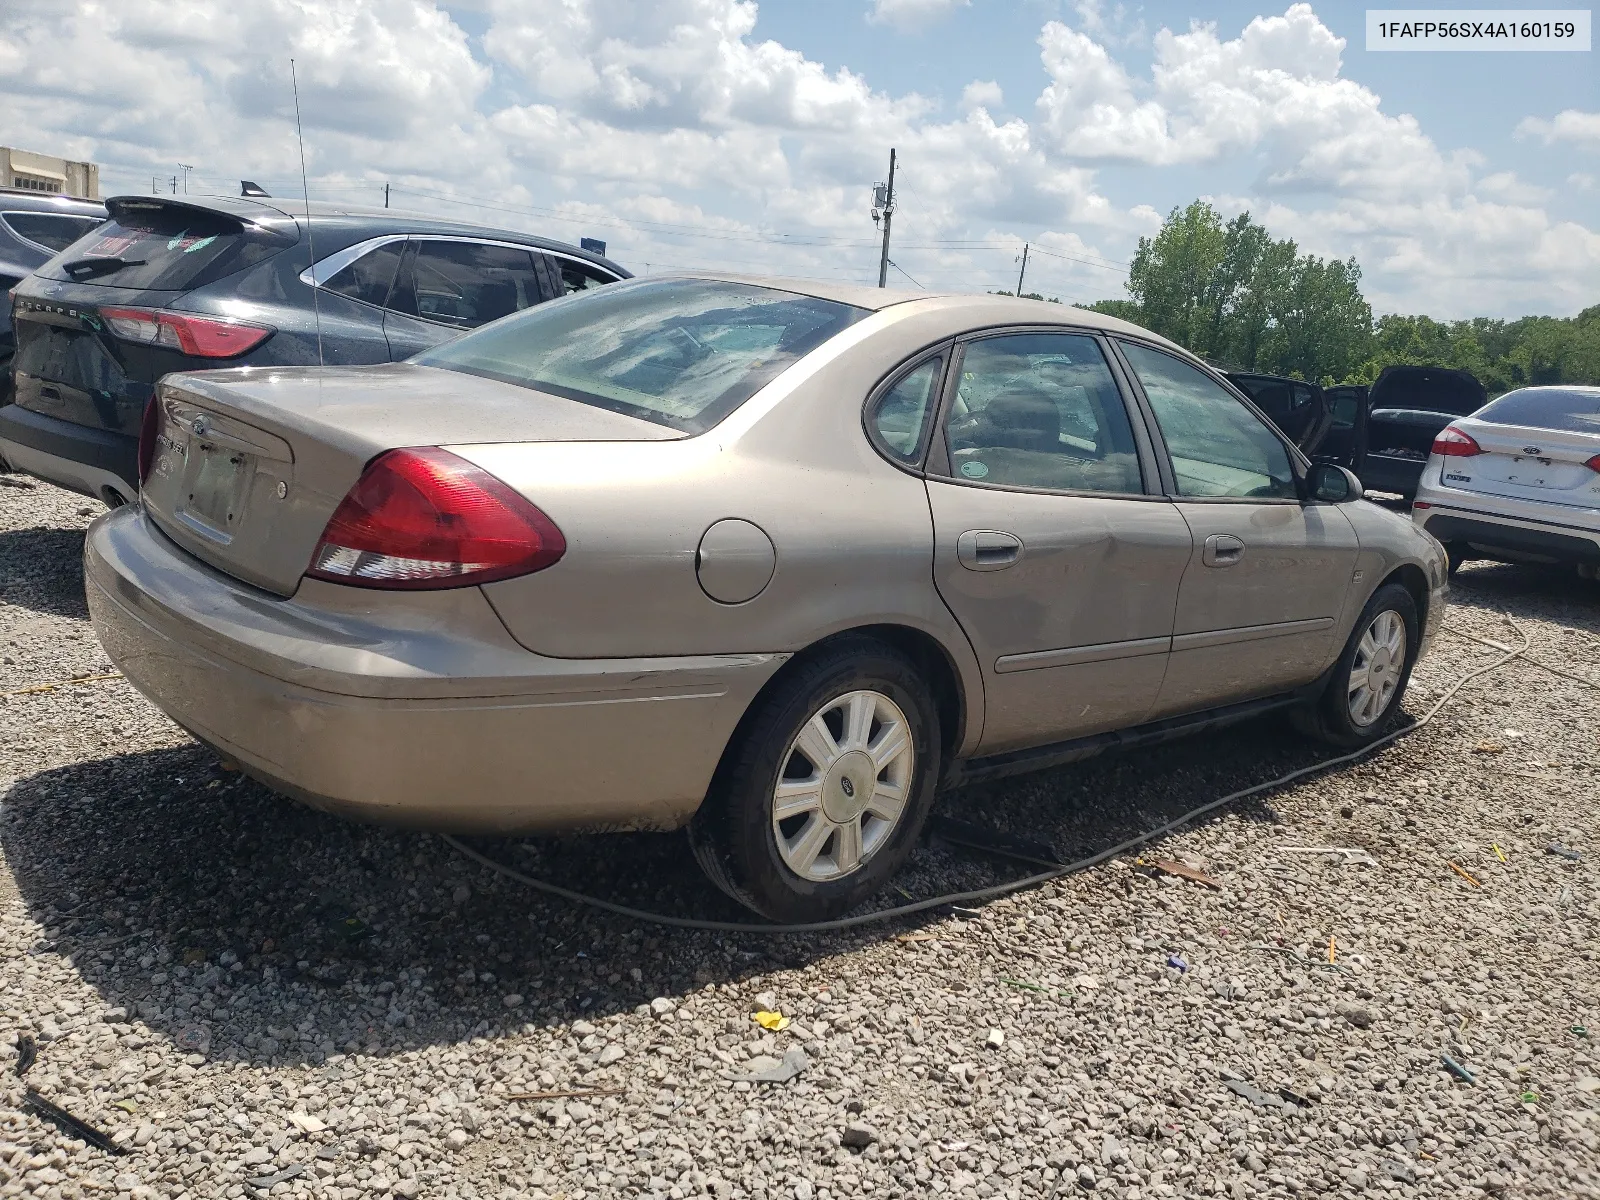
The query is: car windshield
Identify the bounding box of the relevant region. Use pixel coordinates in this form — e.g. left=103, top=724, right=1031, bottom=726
left=1475, top=387, right=1600, bottom=434
left=413, top=278, right=870, bottom=434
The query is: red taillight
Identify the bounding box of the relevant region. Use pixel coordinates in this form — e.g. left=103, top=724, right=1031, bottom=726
left=1431, top=426, right=1482, bottom=458
left=1412, top=501, right=1431, bottom=509
left=137, top=396, right=160, bottom=485
left=100, top=306, right=273, bottom=358
left=1586, top=455, right=1600, bottom=473
left=306, top=448, right=566, bottom=589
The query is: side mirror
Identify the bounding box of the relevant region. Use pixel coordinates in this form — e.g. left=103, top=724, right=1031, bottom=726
left=1306, top=462, right=1363, bottom=504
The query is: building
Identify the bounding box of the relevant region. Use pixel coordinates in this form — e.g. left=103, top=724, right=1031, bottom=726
left=1, top=147, right=99, bottom=200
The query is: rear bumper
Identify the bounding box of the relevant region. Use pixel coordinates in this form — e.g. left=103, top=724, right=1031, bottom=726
left=0, top=403, right=139, bottom=501
left=1414, top=502, right=1600, bottom=565
left=85, top=506, right=787, bottom=834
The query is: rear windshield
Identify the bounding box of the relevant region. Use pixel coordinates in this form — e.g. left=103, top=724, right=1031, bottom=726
left=1476, top=387, right=1600, bottom=434
left=414, top=278, right=869, bottom=434
left=38, top=202, right=294, bottom=291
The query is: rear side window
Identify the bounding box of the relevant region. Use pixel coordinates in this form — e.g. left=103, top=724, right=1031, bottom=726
left=553, top=256, right=618, bottom=295
left=869, top=354, right=944, bottom=464
left=1, top=211, right=104, bottom=253
left=415, top=278, right=868, bottom=434
left=1475, top=387, right=1600, bottom=434
left=392, top=241, right=542, bottom=328
left=38, top=203, right=293, bottom=290
left=323, top=242, right=404, bottom=308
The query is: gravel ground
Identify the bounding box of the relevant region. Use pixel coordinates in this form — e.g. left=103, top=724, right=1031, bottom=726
left=1, top=473, right=1598, bottom=1200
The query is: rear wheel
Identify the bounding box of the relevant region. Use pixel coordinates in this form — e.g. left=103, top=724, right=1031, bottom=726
left=689, top=637, right=940, bottom=922
left=1294, top=583, right=1419, bottom=748
left=1445, top=542, right=1469, bottom=575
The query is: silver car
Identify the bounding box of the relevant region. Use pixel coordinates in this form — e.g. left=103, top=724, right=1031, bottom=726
left=1412, top=385, right=1600, bottom=576
left=85, top=276, right=1448, bottom=920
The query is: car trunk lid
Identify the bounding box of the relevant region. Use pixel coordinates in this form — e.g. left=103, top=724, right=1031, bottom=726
left=140, top=362, right=683, bottom=595
left=1439, top=417, right=1600, bottom=506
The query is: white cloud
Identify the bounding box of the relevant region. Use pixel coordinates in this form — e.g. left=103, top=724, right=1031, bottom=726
left=1517, top=110, right=1600, bottom=150
left=1037, top=3, right=1461, bottom=203
left=0, top=0, right=1590, bottom=315
left=865, top=0, right=969, bottom=32
left=960, top=80, right=1003, bottom=112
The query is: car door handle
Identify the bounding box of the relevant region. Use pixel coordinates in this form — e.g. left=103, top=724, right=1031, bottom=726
left=1203, top=534, right=1245, bottom=567
left=957, top=530, right=1023, bottom=571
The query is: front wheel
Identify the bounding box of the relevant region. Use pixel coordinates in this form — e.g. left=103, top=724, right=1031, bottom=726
left=689, top=637, right=941, bottom=922
left=1294, top=583, right=1419, bottom=749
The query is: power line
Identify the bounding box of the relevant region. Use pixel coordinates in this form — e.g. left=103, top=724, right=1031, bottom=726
left=887, top=258, right=925, bottom=289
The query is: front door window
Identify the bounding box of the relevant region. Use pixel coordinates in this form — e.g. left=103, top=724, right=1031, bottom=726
left=1122, top=343, right=1297, bottom=499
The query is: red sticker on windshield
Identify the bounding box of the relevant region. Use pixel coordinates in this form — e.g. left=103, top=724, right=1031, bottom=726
left=90, top=234, right=137, bottom=256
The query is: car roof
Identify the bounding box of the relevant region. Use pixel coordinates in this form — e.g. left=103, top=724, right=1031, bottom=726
left=102, top=192, right=629, bottom=277
left=0, top=191, right=107, bottom=217
left=673, top=271, right=1183, bottom=348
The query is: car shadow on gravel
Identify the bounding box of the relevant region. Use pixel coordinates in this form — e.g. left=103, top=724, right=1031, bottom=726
left=1, top=710, right=1374, bottom=1069
left=0, top=525, right=88, bottom=619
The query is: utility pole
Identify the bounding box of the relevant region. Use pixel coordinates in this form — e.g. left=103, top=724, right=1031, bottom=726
left=169, top=176, right=177, bottom=194
left=1016, top=242, right=1030, bottom=297
left=178, top=164, right=193, bottom=194
left=151, top=176, right=160, bottom=194
left=384, top=182, right=390, bottom=208
left=874, top=148, right=896, bottom=288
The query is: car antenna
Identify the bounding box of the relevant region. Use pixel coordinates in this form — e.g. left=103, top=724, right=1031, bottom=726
left=289, top=57, right=324, bottom=368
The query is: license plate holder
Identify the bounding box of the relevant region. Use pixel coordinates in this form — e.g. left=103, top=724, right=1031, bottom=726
left=181, top=442, right=250, bottom=537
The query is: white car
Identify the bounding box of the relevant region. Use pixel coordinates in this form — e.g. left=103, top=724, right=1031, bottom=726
left=1412, top=385, right=1600, bottom=576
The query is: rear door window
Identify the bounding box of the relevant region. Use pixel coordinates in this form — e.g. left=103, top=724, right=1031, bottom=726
left=323, top=241, right=405, bottom=308
left=37, top=202, right=293, bottom=290
left=939, top=333, right=1144, bottom=494
left=1, top=211, right=104, bottom=253
left=391, top=241, right=543, bottom=328
left=551, top=256, right=619, bottom=295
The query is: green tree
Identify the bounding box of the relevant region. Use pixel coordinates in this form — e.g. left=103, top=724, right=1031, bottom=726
left=1086, top=198, right=1597, bottom=395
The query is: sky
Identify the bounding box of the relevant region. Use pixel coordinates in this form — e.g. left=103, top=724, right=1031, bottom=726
left=1, top=0, right=1596, bottom=318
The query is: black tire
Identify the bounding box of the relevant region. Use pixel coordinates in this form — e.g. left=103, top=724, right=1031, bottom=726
left=1294, top=583, right=1419, bottom=749
left=1445, top=542, right=1468, bottom=575
left=688, top=636, right=941, bottom=923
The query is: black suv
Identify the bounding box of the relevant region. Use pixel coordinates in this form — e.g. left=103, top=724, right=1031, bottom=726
left=0, top=193, right=629, bottom=504
left=0, top=190, right=107, bottom=407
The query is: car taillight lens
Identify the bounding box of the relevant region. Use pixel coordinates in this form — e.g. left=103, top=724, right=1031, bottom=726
left=137, top=396, right=160, bottom=485
left=306, top=447, right=566, bottom=589
left=1431, top=426, right=1482, bottom=457
left=1586, top=455, right=1600, bottom=473
left=100, top=306, right=273, bottom=358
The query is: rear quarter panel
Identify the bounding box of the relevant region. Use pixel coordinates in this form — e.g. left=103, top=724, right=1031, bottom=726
left=466, top=300, right=994, bottom=750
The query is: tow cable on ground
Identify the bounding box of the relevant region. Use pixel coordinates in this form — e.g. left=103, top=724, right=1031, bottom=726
left=445, top=615, right=1533, bottom=936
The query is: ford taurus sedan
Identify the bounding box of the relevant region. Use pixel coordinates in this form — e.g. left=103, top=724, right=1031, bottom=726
left=85, top=276, right=1447, bottom=920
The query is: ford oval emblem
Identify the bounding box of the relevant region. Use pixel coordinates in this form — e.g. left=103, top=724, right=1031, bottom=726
left=1523, top=446, right=1541, bottom=455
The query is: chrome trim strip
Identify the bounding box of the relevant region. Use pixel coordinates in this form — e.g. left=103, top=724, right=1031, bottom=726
left=995, top=634, right=1171, bottom=674
left=298, top=234, right=408, bottom=287
left=298, top=234, right=624, bottom=289
left=1171, top=616, right=1333, bottom=653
